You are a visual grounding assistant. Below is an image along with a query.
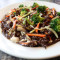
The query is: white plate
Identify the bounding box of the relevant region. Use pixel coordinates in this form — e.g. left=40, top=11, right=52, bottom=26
left=0, top=1, right=60, bottom=59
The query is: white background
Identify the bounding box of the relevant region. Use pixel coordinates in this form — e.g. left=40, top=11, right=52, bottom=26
left=0, top=0, right=54, bottom=8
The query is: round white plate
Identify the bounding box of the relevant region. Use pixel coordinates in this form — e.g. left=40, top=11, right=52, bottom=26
left=0, top=1, right=60, bottom=59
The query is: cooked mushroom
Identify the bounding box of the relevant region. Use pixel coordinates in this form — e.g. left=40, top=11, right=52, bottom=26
left=10, top=36, right=20, bottom=43
left=17, top=26, right=26, bottom=32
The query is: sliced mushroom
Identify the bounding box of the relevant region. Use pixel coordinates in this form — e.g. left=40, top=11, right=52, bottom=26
left=10, top=36, right=19, bottom=43
left=17, top=26, right=26, bottom=32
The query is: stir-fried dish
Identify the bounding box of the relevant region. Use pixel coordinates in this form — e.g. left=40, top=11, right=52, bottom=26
left=0, top=3, right=60, bottom=48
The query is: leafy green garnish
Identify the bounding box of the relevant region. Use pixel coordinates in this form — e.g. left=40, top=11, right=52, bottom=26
left=19, top=4, right=24, bottom=8
left=37, top=6, right=47, bottom=13
left=57, top=12, right=60, bottom=16
left=31, top=13, right=44, bottom=24
left=20, top=9, right=27, bottom=16
left=50, top=18, right=60, bottom=32
left=25, top=17, right=34, bottom=25
left=32, top=2, right=39, bottom=8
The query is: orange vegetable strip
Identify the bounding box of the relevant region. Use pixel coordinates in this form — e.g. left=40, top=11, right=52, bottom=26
left=9, top=9, right=16, bottom=15
left=46, top=8, right=49, bottom=10
left=52, top=8, right=55, bottom=10
left=32, top=6, right=39, bottom=10
left=6, top=15, right=10, bottom=17
left=0, top=21, right=2, bottom=23
left=18, top=15, right=21, bottom=17
left=12, top=10, right=16, bottom=12
left=12, top=17, right=16, bottom=19
left=45, top=32, right=48, bottom=34
left=27, top=33, right=46, bottom=37
left=49, top=15, right=53, bottom=18
left=35, top=22, right=40, bottom=33
left=11, top=9, right=16, bottom=12
left=48, top=36, right=52, bottom=40
left=13, top=20, right=17, bottom=29
left=19, top=42, right=28, bottom=45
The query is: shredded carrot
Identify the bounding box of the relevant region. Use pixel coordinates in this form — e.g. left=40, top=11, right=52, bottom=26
left=6, top=15, right=10, bottom=17
left=35, top=22, right=40, bottom=33
left=11, top=9, right=16, bottom=12
left=18, top=15, right=21, bottom=17
left=52, top=8, right=55, bottom=10
left=32, top=6, right=39, bottom=10
left=12, top=17, right=16, bottom=19
left=13, top=20, right=17, bottom=29
left=27, top=33, right=46, bottom=37
left=49, top=15, right=53, bottom=18
left=0, top=21, right=2, bottom=23
left=9, top=12, right=12, bottom=15
left=45, top=32, right=48, bottom=34
left=9, top=9, right=16, bottom=15
left=19, top=42, right=28, bottom=45
left=46, top=8, right=49, bottom=10
left=48, top=36, right=52, bottom=40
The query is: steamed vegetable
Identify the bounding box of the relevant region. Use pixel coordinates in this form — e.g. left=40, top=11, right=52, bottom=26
left=19, top=12, right=31, bottom=20
left=32, top=3, right=39, bottom=8
left=25, top=17, right=34, bottom=25
left=45, top=26, right=58, bottom=38
left=37, top=6, right=47, bottom=13
left=20, top=8, right=27, bottom=16
left=32, top=6, right=38, bottom=10
left=50, top=18, right=60, bottom=32
left=57, top=12, right=60, bottom=16
left=19, top=4, right=24, bottom=8
left=31, top=13, right=44, bottom=24
left=23, top=17, right=34, bottom=25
